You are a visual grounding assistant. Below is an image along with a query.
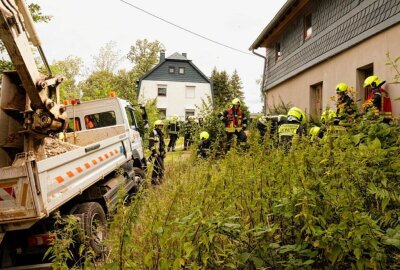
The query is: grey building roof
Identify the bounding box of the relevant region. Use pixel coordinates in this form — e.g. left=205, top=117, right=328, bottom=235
left=138, top=52, right=213, bottom=100
left=166, top=52, right=188, bottom=61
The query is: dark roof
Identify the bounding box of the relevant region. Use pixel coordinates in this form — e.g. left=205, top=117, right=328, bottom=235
left=249, top=0, right=300, bottom=50
left=137, top=52, right=213, bottom=100
left=166, top=52, right=188, bottom=61
left=139, top=52, right=211, bottom=83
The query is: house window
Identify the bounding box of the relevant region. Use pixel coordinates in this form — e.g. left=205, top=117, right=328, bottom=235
left=185, top=86, right=195, bottom=99
left=168, top=66, right=175, bottom=74
left=304, top=14, right=312, bottom=40
left=179, top=67, right=185, bottom=74
left=185, top=109, right=195, bottom=119
left=158, top=108, right=166, bottom=119
left=310, top=82, right=323, bottom=119
left=275, top=42, right=281, bottom=62
left=357, top=63, right=374, bottom=101
left=158, top=86, right=167, bottom=96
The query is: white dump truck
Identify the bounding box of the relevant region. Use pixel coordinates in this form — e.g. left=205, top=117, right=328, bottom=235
left=0, top=0, right=147, bottom=268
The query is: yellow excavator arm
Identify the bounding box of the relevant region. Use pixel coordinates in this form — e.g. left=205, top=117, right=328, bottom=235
left=0, top=0, right=67, bottom=161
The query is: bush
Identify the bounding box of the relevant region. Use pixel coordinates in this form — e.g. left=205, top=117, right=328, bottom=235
left=111, top=115, right=400, bottom=269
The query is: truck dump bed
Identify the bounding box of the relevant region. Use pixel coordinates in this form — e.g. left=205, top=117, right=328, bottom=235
left=0, top=129, right=131, bottom=230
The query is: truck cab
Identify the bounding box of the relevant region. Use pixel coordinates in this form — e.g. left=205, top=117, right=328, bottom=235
left=64, top=97, right=147, bottom=170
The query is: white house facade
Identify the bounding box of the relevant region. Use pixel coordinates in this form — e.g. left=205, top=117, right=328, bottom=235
left=138, top=51, right=213, bottom=120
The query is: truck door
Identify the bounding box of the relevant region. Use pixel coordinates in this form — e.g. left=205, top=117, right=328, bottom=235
left=125, top=106, right=144, bottom=162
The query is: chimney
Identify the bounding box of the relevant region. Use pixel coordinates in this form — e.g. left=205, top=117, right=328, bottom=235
left=160, top=50, right=165, bottom=63
left=182, top=53, right=187, bottom=58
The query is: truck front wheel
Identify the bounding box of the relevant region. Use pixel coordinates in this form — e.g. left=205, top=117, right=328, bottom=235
left=73, top=202, right=107, bottom=257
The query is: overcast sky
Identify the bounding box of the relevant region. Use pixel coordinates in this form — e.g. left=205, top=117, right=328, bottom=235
left=30, top=0, right=286, bottom=113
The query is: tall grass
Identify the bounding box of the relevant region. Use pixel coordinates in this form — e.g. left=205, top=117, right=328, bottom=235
left=48, top=115, right=400, bottom=269
left=97, top=116, right=400, bottom=269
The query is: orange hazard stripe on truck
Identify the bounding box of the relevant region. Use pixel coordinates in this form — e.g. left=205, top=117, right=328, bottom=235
left=54, top=148, right=120, bottom=184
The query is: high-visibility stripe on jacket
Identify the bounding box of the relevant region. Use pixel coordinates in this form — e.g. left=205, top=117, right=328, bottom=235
left=278, top=123, right=301, bottom=144
left=367, top=87, right=392, bottom=118
left=223, top=108, right=247, bottom=132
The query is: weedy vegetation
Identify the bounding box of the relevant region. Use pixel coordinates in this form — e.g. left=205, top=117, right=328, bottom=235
left=46, top=65, right=400, bottom=269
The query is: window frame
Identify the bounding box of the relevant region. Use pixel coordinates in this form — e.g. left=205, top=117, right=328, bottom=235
left=304, top=13, right=312, bottom=40
left=185, top=86, right=195, bottom=99
left=168, top=66, right=175, bottom=74
left=185, top=109, right=195, bottom=119
left=158, top=108, right=167, bottom=119
left=125, top=106, right=138, bottom=130
left=157, top=87, right=167, bottom=97
left=275, top=42, right=282, bottom=62
left=178, top=67, right=185, bottom=74
left=84, top=111, right=116, bottom=130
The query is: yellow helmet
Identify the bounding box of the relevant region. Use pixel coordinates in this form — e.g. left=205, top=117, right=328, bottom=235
left=363, top=75, right=382, bottom=88
left=321, top=109, right=337, bottom=123
left=336, top=82, right=348, bottom=92
left=232, top=98, right=241, bottom=106
left=154, top=120, right=164, bottom=126
left=287, top=107, right=306, bottom=125
left=309, top=126, right=321, bottom=137
left=200, top=131, right=209, bottom=140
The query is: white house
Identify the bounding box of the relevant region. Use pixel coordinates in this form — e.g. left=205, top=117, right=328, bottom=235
left=137, top=51, right=213, bottom=120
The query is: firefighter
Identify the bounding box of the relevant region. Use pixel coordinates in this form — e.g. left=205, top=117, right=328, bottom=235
left=149, top=120, right=166, bottom=185
left=335, top=82, right=357, bottom=122
left=363, top=75, right=392, bottom=121
left=167, top=114, right=180, bottom=152
left=257, top=114, right=287, bottom=142
left=318, top=109, right=346, bottom=140
left=184, top=116, right=197, bottom=150
left=219, top=98, right=248, bottom=151
left=309, top=126, right=321, bottom=143
left=278, top=107, right=306, bottom=150
left=197, top=131, right=211, bottom=159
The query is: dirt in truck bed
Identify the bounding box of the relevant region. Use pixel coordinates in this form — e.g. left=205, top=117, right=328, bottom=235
left=44, top=137, right=79, bottom=158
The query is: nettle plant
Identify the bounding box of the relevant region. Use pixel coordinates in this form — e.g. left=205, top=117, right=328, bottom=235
left=115, top=114, right=400, bottom=269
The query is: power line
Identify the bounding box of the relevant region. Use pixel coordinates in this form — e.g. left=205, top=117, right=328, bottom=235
left=119, top=0, right=255, bottom=56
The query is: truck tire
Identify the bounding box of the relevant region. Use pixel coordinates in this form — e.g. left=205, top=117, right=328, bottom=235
left=134, top=167, right=146, bottom=189
left=73, top=202, right=107, bottom=257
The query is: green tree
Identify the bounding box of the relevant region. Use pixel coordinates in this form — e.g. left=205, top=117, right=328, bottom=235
left=79, top=70, right=116, bottom=101
left=92, top=40, right=122, bottom=73
left=211, top=68, right=231, bottom=107
left=112, top=69, right=137, bottom=103
left=51, top=56, right=83, bottom=100
left=127, top=39, right=164, bottom=78
left=229, top=69, right=245, bottom=101
left=125, top=39, right=164, bottom=100
left=0, top=3, right=51, bottom=73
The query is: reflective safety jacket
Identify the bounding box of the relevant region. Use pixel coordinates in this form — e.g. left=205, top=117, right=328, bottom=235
left=367, top=87, right=392, bottom=119
left=167, top=121, right=180, bottom=135
left=221, top=107, right=247, bottom=132
left=278, top=123, right=303, bottom=144
left=149, top=128, right=165, bottom=155
left=325, top=125, right=346, bottom=138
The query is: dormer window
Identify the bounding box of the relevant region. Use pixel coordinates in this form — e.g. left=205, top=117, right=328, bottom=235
left=275, top=42, right=281, bottom=62
left=304, top=13, right=312, bottom=40
left=168, top=66, right=175, bottom=74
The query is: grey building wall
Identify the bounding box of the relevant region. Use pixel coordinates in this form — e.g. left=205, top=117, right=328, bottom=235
left=264, top=0, right=400, bottom=90
left=144, top=61, right=210, bottom=84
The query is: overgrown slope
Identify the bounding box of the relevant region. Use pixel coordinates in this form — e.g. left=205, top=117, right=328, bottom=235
left=100, top=117, right=400, bottom=270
